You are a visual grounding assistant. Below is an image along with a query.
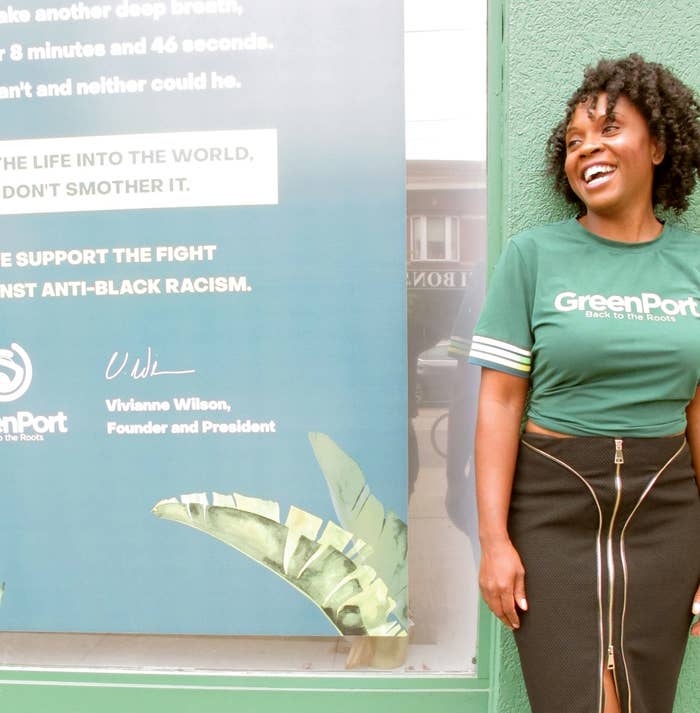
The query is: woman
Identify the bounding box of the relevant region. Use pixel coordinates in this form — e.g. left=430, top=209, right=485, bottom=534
left=468, top=55, right=700, bottom=713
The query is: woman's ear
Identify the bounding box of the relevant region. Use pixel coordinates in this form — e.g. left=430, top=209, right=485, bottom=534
left=651, top=140, right=666, bottom=166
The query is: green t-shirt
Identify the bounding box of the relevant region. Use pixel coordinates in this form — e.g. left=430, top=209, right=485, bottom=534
left=465, top=218, right=700, bottom=437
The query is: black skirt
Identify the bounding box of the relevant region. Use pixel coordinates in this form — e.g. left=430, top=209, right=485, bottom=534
left=509, top=433, right=700, bottom=713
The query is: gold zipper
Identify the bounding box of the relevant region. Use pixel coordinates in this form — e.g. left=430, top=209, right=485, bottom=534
left=606, top=439, right=624, bottom=679
left=617, top=439, right=687, bottom=713
left=524, top=437, right=685, bottom=713
left=521, top=440, right=606, bottom=713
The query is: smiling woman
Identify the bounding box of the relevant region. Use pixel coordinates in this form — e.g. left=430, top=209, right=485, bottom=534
left=467, top=54, right=700, bottom=713
left=563, top=95, right=665, bottom=226
left=547, top=55, right=700, bottom=217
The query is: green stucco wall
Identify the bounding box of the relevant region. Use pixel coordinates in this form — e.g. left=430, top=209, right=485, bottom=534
left=489, top=1, right=700, bottom=712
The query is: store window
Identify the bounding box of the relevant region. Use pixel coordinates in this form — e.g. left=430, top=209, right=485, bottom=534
left=0, top=0, right=486, bottom=676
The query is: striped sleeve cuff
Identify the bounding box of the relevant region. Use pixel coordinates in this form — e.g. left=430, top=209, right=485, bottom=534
left=467, top=335, right=531, bottom=377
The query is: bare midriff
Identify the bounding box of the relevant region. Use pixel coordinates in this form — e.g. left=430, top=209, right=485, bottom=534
left=524, top=419, right=685, bottom=438
left=524, top=419, right=575, bottom=438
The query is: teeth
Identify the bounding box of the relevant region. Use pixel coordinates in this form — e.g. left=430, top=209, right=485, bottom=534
left=584, top=165, right=615, bottom=183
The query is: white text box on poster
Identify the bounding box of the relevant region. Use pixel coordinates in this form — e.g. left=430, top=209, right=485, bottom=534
left=0, top=129, right=278, bottom=215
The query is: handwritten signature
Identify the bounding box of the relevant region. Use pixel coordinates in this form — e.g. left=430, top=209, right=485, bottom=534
left=105, top=347, right=196, bottom=381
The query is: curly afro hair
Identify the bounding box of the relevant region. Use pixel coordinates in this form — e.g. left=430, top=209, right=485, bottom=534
left=546, top=53, right=700, bottom=215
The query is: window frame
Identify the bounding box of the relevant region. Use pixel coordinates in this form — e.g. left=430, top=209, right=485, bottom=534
left=410, top=214, right=461, bottom=262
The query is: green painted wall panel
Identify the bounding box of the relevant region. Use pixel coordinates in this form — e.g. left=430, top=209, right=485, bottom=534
left=0, top=690, right=488, bottom=713
left=0, top=675, right=489, bottom=713
left=489, top=0, right=700, bottom=711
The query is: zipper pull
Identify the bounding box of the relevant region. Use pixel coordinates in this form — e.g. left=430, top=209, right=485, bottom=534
left=607, top=645, right=615, bottom=670
left=614, top=438, right=624, bottom=465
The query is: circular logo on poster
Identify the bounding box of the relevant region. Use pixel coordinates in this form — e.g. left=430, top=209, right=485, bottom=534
left=0, top=343, right=33, bottom=403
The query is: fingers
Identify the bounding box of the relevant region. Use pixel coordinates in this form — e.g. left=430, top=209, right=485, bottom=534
left=691, top=586, right=700, bottom=637
left=500, top=591, right=521, bottom=630
left=479, top=543, right=528, bottom=630
left=480, top=577, right=527, bottom=630
left=499, top=571, right=527, bottom=629
left=481, top=590, right=514, bottom=630
left=514, top=570, right=528, bottom=612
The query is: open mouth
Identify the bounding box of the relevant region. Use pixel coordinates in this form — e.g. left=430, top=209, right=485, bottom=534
left=583, top=164, right=616, bottom=187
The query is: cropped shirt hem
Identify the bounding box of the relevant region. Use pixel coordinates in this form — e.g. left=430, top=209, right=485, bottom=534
left=526, top=413, right=687, bottom=439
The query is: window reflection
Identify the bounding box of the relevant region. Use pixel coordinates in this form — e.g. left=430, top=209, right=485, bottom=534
left=406, top=160, right=485, bottom=672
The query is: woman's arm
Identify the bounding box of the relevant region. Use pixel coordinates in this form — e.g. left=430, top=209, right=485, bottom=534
left=475, top=367, right=529, bottom=629
left=684, top=385, right=700, bottom=636
left=685, top=384, right=700, bottom=493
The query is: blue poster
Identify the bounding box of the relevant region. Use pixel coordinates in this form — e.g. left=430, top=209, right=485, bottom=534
left=0, top=1, right=406, bottom=636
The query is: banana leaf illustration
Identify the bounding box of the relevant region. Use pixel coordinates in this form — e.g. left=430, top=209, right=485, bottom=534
left=152, top=492, right=405, bottom=636
left=308, top=432, right=408, bottom=629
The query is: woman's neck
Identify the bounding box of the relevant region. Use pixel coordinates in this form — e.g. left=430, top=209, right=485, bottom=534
left=578, top=208, right=663, bottom=243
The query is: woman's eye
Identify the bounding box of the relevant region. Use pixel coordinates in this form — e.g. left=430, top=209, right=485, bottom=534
left=602, top=124, right=619, bottom=134
left=567, top=138, right=581, bottom=150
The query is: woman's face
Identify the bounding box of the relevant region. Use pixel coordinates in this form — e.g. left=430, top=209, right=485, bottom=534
left=564, top=93, right=664, bottom=218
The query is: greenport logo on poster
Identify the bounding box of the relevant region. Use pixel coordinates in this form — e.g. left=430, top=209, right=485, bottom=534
left=0, top=342, right=68, bottom=442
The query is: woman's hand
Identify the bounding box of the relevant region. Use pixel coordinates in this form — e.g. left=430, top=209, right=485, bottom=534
left=479, top=537, right=528, bottom=629
left=691, top=585, right=700, bottom=637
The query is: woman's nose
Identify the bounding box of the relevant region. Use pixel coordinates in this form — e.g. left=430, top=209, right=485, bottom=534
left=579, top=139, right=602, bottom=157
